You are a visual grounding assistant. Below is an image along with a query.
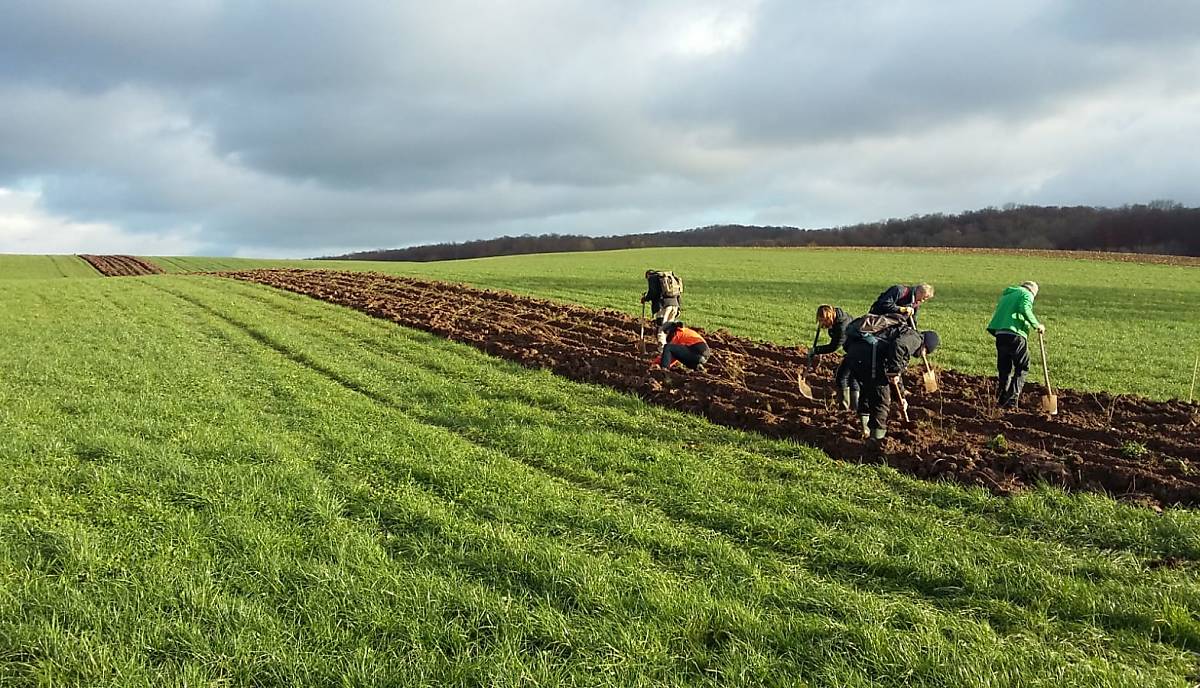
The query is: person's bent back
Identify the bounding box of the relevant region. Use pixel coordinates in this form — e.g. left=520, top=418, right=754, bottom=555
left=870, top=283, right=934, bottom=323
left=653, top=321, right=710, bottom=371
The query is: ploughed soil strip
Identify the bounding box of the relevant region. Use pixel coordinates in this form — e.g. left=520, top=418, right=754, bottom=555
left=78, top=255, right=165, bottom=276
left=223, top=269, right=1200, bottom=508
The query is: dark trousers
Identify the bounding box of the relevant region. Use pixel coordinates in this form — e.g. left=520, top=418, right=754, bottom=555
left=834, top=357, right=859, bottom=391
left=856, top=377, right=892, bottom=432
left=994, top=332, right=1030, bottom=407
left=846, top=344, right=891, bottom=431
left=661, top=342, right=710, bottom=370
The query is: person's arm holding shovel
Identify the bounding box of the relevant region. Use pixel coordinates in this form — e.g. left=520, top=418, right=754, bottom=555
left=1021, top=293, right=1045, bottom=336
left=810, top=305, right=850, bottom=367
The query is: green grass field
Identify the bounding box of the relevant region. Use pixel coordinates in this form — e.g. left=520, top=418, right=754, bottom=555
left=0, top=254, right=100, bottom=279
left=1, top=268, right=1199, bottom=686
left=157, top=248, right=1200, bottom=400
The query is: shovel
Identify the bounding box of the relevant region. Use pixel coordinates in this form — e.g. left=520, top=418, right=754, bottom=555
left=1038, top=331, right=1058, bottom=415
left=909, top=315, right=939, bottom=393
left=796, top=326, right=819, bottom=400
left=890, top=377, right=910, bottom=422
left=1189, top=352, right=1197, bottom=404
left=638, top=302, right=647, bottom=354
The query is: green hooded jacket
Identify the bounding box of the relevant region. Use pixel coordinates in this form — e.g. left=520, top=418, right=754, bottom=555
left=987, top=286, right=1040, bottom=338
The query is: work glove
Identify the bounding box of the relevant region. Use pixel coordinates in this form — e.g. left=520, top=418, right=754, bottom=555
left=1036, top=323, right=1046, bottom=334
left=898, top=306, right=914, bottom=316
left=639, top=295, right=648, bottom=303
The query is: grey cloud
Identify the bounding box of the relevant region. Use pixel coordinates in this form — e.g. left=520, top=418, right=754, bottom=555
left=652, top=0, right=1198, bottom=145
left=1, top=0, right=1198, bottom=255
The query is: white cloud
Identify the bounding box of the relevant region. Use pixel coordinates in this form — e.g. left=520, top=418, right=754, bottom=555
left=0, top=187, right=203, bottom=254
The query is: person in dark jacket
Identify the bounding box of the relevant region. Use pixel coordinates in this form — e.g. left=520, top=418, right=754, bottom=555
left=845, top=323, right=939, bottom=440
left=640, top=270, right=681, bottom=345
left=870, top=283, right=934, bottom=324
left=651, top=321, right=710, bottom=371
left=811, top=304, right=859, bottom=410
left=986, top=281, right=1044, bottom=408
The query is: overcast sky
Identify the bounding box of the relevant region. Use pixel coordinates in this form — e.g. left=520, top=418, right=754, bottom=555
left=2, top=1, right=1198, bottom=257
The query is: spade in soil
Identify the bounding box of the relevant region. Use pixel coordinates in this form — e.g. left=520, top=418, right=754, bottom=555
left=909, top=315, right=939, bottom=393
left=1038, top=331, right=1058, bottom=415
left=795, top=326, right=819, bottom=400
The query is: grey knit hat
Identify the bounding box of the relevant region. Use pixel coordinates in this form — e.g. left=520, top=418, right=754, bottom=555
left=1020, top=281, right=1039, bottom=297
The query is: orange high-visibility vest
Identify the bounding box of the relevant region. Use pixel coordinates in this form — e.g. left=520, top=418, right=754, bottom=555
left=670, top=327, right=706, bottom=347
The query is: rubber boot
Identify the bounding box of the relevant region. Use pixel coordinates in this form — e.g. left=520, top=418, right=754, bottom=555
left=838, top=386, right=851, bottom=411
left=859, top=415, right=870, bottom=438
left=849, top=389, right=860, bottom=413
left=1009, top=379, right=1025, bottom=408
left=871, top=428, right=886, bottom=441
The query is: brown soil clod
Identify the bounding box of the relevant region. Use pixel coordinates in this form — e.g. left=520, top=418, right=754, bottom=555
left=222, top=268, right=1200, bottom=509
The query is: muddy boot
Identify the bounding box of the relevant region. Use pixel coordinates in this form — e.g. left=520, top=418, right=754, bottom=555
left=859, top=415, right=870, bottom=438
left=838, top=386, right=851, bottom=411
left=1009, top=379, right=1025, bottom=408
left=999, top=387, right=1017, bottom=409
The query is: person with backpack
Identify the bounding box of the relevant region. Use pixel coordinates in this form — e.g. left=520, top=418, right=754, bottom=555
left=651, top=321, right=710, bottom=371
left=640, top=270, right=683, bottom=344
left=870, top=283, right=934, bottom=323
left=811, top=304, right=859, bottom=410
left=986, top=281, right=1044, bottom=409
left=844, top=314, right=940, bottom=440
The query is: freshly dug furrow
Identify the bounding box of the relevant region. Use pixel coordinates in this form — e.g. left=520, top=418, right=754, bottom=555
left=223, top=268, right=1200, bottom=508
left=78, top=255, right=165, bottom=276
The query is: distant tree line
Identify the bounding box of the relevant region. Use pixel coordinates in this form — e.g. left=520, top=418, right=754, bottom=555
left=319, top=202, right=1200, bottom=262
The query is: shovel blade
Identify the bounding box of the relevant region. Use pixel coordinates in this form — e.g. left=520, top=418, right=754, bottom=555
left=796, top=371, right=814, bottom=400
left=922, top=370, right=939, bottom=393
left=1041, top=394, right=1058, bottom=416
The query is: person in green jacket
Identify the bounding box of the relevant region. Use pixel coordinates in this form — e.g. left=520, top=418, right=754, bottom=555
left=986, top=281, right=1045, bottom=408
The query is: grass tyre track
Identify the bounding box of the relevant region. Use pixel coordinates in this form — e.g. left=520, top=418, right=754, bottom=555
left=224, top=268, right=1200, bottom=507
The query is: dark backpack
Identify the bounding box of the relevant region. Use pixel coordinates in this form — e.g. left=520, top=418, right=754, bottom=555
left=845, top=313, right=907, bottom=347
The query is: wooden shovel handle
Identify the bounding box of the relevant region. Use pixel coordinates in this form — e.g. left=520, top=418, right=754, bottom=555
left=639, top=302, right=647, bottom=353
left=891, top=378, right=910, bottom=422
left=1038, top=331, right=1053, bottom=395
left=908, top=314, right=933, bottom=372
left=803, top=325, right=821, bottom=369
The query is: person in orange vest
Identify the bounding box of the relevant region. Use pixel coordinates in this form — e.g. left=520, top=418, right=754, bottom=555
left=652, top=320, right=711, bottom=371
